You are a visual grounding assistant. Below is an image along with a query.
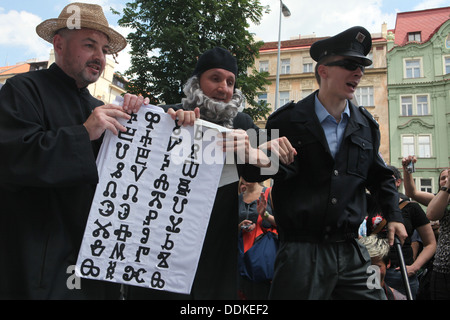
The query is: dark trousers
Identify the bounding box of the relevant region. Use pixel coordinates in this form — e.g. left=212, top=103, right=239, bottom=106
left=269, top=239, right=386, bottom=300
left=430, top=271, right=450, bottom=300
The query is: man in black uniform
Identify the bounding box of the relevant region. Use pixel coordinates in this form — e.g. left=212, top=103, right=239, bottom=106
left=243, top=26, right=407, bottom=299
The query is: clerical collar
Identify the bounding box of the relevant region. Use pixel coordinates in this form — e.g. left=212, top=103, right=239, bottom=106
left=48, top=63, right=88, bottom=92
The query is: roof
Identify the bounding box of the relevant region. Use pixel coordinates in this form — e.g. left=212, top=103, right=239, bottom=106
left=260, top=36, right=328, bottom=52
left=394, top=6, right=450, bottom=46
left=260, top=34, right=386, bottom=54
left=0, top=63, right=31, bottom=76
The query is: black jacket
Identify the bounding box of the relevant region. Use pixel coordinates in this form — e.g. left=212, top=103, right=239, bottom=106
left=0, top=64, right=120, bottom=299
left=244, top=92, right=403, bottom=242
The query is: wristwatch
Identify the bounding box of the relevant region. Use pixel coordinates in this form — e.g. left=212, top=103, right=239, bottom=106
left=440, top=186, right=450, bottom=194
left=263, top=211, right=270, bottom=219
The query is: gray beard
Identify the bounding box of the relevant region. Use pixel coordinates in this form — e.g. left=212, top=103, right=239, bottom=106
left=181, top=76, right=244, bottom=128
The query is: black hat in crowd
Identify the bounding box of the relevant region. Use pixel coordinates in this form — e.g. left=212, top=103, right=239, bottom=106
left=193, top=47, right=238, bottom=78
left=310, top=26, right=373, bottom=66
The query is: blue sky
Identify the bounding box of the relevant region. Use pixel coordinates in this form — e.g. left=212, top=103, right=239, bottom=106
left=1, top=0, right=449, bottom=73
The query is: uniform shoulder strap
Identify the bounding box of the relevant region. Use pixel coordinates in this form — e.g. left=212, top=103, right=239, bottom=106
left=358, top=106, right=379, bottom=129
left=399, top=200, right=410, bottom=210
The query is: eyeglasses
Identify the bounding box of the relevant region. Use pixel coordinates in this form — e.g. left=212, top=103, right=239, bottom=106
left=325, top=59, right=365, bottom=73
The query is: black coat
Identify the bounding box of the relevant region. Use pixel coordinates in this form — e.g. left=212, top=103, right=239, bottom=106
left=0, top=64, right=120, bottom=299
left=244, top=92, right=403, bottom=242
left=190, top=112, right=259, bottom=299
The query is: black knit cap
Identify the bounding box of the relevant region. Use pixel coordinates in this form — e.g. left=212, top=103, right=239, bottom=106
left=310, top=26, right=373, bottom=66
left=193, top=47, right=238, bottom=78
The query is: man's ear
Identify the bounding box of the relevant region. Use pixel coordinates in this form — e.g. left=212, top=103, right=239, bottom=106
left=317, top=64, right=328, bottom=80
left=53, top=33, right=64, bottom=56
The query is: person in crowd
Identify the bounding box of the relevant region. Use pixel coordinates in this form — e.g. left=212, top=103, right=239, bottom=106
left=426, top=168, right=450, bottom=299
left=413, top=222, right=440, bottom=300
left=237, top=178, right=276, bottom=299
left=358, top=235, right=406, bottom=300
left=401, top=156, right=450, bottom=299
left=125, top=47, right=295, bottom=300
left=0, top=3, right=149, bottom=299
left=238, top=178, right=275, bottom=231
left=242, top=26, right=407, bottom=300
left=402, top=155, right=448, bottom=206
left=366, top=165, right=436, bottom=299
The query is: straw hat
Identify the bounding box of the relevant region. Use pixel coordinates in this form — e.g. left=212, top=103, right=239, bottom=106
left=36, top=2, right=127, bottom=54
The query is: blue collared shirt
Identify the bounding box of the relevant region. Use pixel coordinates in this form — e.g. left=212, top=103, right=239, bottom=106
left=314, top=94, right=350, bottom=159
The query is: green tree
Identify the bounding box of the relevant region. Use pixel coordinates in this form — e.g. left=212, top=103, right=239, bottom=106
left=115, top=0, right=272, bottom=121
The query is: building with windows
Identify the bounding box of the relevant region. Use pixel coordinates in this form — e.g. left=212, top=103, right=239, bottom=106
left=387, top=7, right=450, bottom=194
left=0, top=60, right=49, bottom=84
left=251, top=24, right=392, bottom=162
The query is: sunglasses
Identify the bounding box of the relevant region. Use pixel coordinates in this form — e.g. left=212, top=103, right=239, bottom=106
left=325, top=59, right=365, bottom=73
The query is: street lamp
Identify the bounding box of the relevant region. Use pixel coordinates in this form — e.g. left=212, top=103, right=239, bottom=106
left=275, top=0, right=291, bottom=110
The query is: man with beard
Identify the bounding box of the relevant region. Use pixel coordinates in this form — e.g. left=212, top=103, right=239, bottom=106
left=125, top=47, right=295, bottom=299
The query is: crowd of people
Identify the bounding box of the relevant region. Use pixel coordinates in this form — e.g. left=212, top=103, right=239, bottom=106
left=0, top=2, right=448, bottom=300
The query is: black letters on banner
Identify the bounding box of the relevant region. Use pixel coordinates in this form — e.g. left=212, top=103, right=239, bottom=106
left=77, top=107, right=223, bottom=294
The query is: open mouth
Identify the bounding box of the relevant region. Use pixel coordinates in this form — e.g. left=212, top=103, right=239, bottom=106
left=87, top=63, right=101, bottom=73
left=346, top=82, right=358, bottom=90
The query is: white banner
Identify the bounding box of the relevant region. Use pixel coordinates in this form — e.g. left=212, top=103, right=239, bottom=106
left=75, top=104, right=228, bottom=294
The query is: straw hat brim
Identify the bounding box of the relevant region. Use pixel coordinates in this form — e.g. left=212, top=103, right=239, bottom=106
left=36, top=18, right=127, bottom=54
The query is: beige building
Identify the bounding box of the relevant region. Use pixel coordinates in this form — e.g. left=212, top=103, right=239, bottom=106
left=0, top=50, right=126, bottom=105
left=251, top=24, right=391, bottom=163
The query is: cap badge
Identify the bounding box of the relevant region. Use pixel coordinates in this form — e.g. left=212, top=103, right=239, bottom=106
left=356, top=32, right=366, bottom=43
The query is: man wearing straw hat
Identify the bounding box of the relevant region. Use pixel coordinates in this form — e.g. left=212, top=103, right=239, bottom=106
left=0, top=3, right=148, bottom=299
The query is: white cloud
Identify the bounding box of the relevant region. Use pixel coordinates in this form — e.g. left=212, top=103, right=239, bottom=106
left=111, top=25, right=133, bottom=74
left=249, top=0, right=397, bottom=42
left=0, top=9, right=52, bottom=61
left=0, top=2, right=130, bottom=70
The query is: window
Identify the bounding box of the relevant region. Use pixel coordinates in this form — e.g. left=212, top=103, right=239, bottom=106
left=257, top=93, right=268, bottom=105
left=408, top=32, right=421, bottom=42
left=405, top=59, right=421, bottom=78
left=416, top=95, right=429, bottom=115
left=112, top=76, right=125, bottom=89
left=444, top=56, right=450, bottom=74
left=279, top=91, right=290, bottom=107
left=401, top=134, right=432, bottom=158
left=402, top=135, right=415, bottom=156
left=417, top=135, right=431, bottom=158
left=419, top=178, right=433, bottom=193
left=303, top=63, right=313, bottom=73
left=259, top=61, right=269, bottom=73
left=355, top=86, right=374, bottom=107
left=401, top=96, right=413, bottom=116
left=302, top=89, right=313, bottom=99
left=281, top=59, right=290, bottom=74
left=366, top=52, right=374, bottom=69
left=400, top=94, right=430, bottom=116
